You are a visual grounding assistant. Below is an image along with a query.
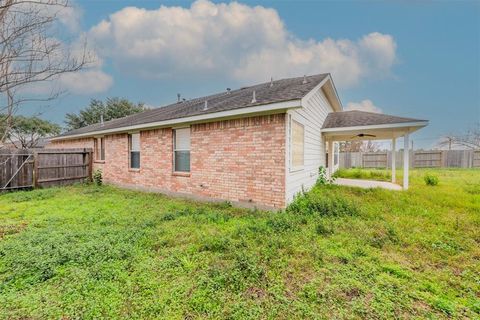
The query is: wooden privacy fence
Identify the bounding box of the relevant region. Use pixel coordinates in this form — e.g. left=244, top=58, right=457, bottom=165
left=0, top=148, right=92, bottom=191
left=0, top=149, right=34, bottom=190
left=414, top=151, right=442, bottom=168
left=362, top=152, right=388, bottom=168
left=474, top=150, right=480, bottom=168
left=340, top=150, right=480, bottom=169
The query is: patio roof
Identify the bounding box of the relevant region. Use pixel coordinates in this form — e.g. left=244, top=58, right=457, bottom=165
left=321, top=111, right=428, bottom=141
left=323, top=110, right=429, bottom=191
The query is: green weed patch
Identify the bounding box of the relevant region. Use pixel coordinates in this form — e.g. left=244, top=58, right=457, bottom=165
left=0, top=169, right=478, bottom=319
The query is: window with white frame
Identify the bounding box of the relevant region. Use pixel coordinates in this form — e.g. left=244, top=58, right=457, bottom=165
left=173, top=127, right=190, bottom=172
left=290, top=118, right=304, bottom=169
left=129, top=133, right=140, bottom=169
left=95, top=137, right=105, bottom=161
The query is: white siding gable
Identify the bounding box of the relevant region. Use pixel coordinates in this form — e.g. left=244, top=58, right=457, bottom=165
left=285, top=87, right=335, bottom=204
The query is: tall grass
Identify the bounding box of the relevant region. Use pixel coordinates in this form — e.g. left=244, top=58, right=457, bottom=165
left=334, top=168, right=392, bottom=181
left=0, top=169, right=478, bottom=319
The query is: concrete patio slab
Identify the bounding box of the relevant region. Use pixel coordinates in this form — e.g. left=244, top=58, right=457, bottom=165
left=334, top=178, right=403, bottom=191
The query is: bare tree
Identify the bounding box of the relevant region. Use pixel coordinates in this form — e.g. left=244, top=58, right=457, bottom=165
left=339, top=140, right=380, bottom=152
left=0, top=0, right=89, bottom=144
left=437, top=123, right=480, bottom=150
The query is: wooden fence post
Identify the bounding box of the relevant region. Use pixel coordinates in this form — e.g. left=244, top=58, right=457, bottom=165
left=87, top=149, right=93, bottom=182
left=33, top=151, right=39, bottom=188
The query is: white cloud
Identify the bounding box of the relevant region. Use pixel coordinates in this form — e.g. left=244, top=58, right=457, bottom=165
left=53, top=4, right=113, bottom=94
left=57, top=35, right=113, bottom=94
left=33, top=0, right=83, bottom=33
left=57, top=3, right=83, bottom=33
left=18, top=67, right=113, bottom=96
left=358, top=32, right=396, bottom=76
left=17, top=34, right=113, bottom=95
left=87, top=0, right=397, bottom=87
left=345, top=99, right=383, bottom=113
left=59, top=70, right=113, bottom=94
left=12, top=2, right=112, bottom=96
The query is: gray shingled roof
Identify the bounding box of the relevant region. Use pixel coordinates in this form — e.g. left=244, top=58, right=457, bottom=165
left=57, top=74, right=329, bottom=138
left=322, top=110, right=427, bottom=129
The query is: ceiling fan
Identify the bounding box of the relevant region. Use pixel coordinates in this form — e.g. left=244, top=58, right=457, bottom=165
left=350, top=133, right=376, bottom=139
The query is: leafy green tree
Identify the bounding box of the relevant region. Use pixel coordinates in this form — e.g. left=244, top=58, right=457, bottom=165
left=0, top=115, right=61, bottom=149
left=65, top=98, right=147, bottom=130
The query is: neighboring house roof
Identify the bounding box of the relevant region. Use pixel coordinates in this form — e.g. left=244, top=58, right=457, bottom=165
left=322, top=110, right=427, bottom=129
left=55, top=73, right=331, bottom=140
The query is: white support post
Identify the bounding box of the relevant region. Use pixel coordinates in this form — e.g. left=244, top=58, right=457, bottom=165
left=403, top=133, right=409, bottom=189
left=328, top=140, right=334, bottom=178
left=331, top=142, right=336, bottom=177
left=391, top=138, right=396, bottom=183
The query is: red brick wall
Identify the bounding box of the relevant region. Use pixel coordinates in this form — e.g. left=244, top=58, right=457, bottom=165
left=48, top=137, right=94, bottom=149
left=48, top=114, right=286, bottom=208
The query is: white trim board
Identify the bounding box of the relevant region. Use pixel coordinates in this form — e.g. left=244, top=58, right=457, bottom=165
left=321, top=121, right=428, bottom=133
left=301, top=74, right=342, bottom=112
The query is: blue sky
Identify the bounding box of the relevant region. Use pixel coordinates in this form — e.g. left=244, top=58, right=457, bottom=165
left=25, top=0, right=480, bottom=148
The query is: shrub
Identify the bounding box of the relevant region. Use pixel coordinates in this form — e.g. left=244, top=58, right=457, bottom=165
left=316, top=166, right=335, bottom=185
left=424, top=173, right=439, bottom=186
left=93, top=169, right=103, bottom=186
left=287, top=191, right=359, bottom=217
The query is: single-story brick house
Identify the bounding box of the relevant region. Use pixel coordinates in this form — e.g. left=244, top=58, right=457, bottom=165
left=49, top=74, right=427, bottom=209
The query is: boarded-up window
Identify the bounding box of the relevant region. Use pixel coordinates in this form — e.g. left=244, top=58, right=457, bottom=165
left=95, top=137, right=105, bottom=161
left=129, top=133, right=140, bottom=169
left=291, top=119, right=304, bottom=168
left=174, top=128, right=190, bottom=172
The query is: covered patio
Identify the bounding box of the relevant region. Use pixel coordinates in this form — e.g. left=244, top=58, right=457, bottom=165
left=322, top=111, right=428, bottom=190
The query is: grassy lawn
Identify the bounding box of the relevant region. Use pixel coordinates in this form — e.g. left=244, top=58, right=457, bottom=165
left=334, top=168, right=393, bottom=182
left=0, top=169, right=479, bottom=319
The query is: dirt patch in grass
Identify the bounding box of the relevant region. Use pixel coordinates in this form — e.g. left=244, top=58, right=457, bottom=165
left=0, top=222, right=27, bottom=239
